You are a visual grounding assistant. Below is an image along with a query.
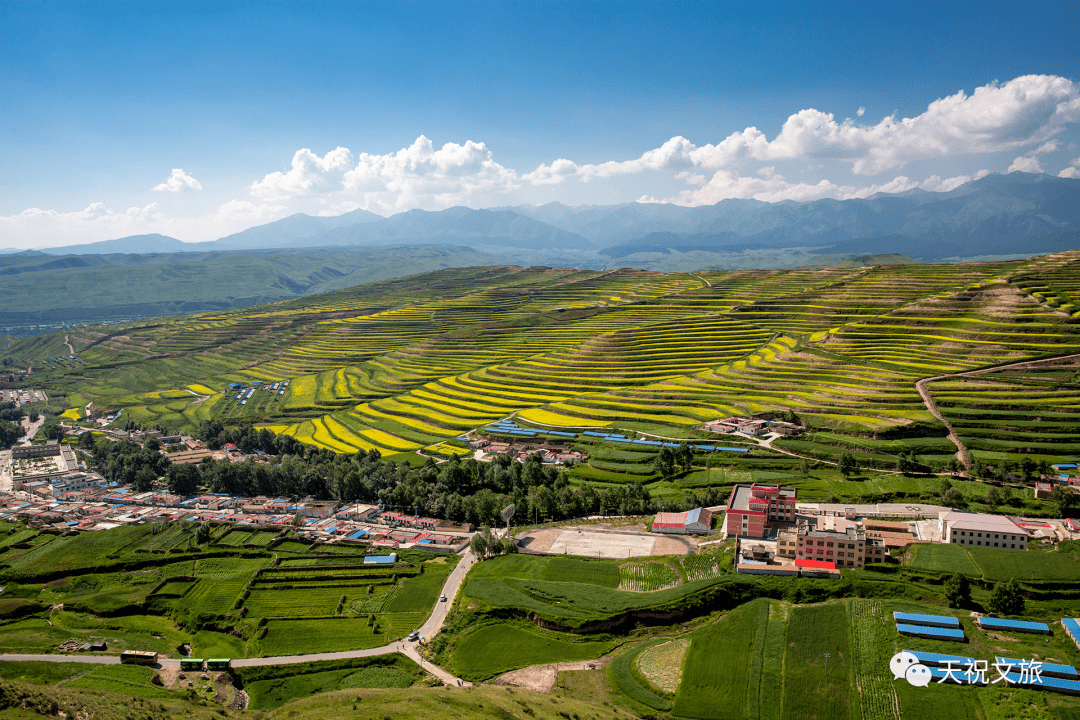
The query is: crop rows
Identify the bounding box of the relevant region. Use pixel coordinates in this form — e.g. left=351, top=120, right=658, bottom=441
left=848, top=599, right=900, bottom=720
left=619, top=562, right=679, bottom=592
left=676, top=555, right=724, bottom=583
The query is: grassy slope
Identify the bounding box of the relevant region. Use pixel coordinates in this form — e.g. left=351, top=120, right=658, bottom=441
left=0, top=522, right=449, bottom=659
left=448, top=623, right=616, bottom=681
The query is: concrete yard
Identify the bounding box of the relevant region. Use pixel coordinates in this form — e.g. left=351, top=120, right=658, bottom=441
left=518, top=526, right=693, bottom=559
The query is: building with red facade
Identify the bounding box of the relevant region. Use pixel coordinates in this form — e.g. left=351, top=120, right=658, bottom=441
left=723, top=483, right=797, bottom=538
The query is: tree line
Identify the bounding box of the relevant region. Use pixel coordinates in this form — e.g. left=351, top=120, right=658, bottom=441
left=81, top=425, right=722, bottom=527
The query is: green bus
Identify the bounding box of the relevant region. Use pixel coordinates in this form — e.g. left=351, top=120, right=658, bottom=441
left=180, top=658, right=205, bottom=672
left=206, top=658, right=231, bottom=671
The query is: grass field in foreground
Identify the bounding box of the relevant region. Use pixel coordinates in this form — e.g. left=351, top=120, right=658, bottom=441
left=448, top=623, right=616, bottom=681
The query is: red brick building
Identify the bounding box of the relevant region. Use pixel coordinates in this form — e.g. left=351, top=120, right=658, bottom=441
left=723, top=483, right=797, bottom=538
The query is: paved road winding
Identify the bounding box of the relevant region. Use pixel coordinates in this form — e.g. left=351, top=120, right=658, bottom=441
left=0, top=550, right=478, bottom=686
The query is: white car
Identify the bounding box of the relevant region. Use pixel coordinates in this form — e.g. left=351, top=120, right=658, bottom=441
left=440, top=594, right=447, bottom=602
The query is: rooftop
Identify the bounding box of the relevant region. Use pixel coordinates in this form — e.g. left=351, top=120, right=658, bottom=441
left=941, top=511, right=1026, bottom=535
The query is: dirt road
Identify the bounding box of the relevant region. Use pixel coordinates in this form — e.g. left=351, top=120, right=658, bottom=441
left=915, top=352, right=1080, bottom=471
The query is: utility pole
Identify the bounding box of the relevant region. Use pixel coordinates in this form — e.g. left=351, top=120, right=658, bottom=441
left=824, top=652, right=830, bottom=675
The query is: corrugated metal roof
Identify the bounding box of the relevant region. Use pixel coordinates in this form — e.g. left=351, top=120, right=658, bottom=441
left=977, top=617, right=1050, bottom=633
left=893, top=611, right=961, bottom=627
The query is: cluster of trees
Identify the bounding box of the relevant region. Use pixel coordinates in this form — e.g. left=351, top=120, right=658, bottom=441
left=652, top=445, right=694, bottom=481
left=469, top=526, right=517, bottom=559
left=0, top=402, right=24, bottom=448
left=194, top=419, right=302, bottom=454
left=79, top=435, right=171, bottom=492
left=896, top=451, right=932, bottom=475
left=944, top=573, right=1025, bottom=615
left=173, top=449, right=341, bottom=499
left=148, top=442, right=724, bottom=528
left=1049, top=485, right=1080, bottom=518
left=969, top=456, right=1051, bottom=483
left=937, top=477, right=1026, bottom=510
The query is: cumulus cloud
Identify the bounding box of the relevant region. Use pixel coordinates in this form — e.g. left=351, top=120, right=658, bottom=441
left=250, top=147, right=353, bottom=200
left=152, top=168, right=202, bottom=192
left=525, top=74, right=1080, bottom=182
left=235, top=74, right=1076, bottom=214
left=1059, top=157, right=1080, bottom=179
left=340, top=136, right=518, bottom=211
left=247, top=137, right=518, bottom=212
left=0, top=202, right=165, bottom=247
left=1008, top=155, right=1043, bottom=173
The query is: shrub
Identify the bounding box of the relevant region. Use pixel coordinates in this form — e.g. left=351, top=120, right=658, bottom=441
left=988, top=579, right=1025, bottom=615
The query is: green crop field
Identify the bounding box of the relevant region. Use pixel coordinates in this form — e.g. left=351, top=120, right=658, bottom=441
left=968, top=545, right=1080, bottom=582
left=908, top=541, right=1080, bottom=582
left=607, top=640, right=673, bottom=712
left=7, top=256, right=1080, bottom=718
left=907, top=543, right=983, bottom=576
left=448, top=623, right=616, bottom=681
left=0, top=522, right=450, bottom=661
left=619, top=561, right=680, bottom=592
left=237, top=655, right=423, bottom=709
left=7, top=255, right=1079, bottom=506
left=66, top=664, right=175, bottom=699
left=461, top=552, right=735, bottom=622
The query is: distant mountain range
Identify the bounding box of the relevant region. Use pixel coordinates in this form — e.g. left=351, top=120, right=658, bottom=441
left=7, top=171, right=1077, bottom=262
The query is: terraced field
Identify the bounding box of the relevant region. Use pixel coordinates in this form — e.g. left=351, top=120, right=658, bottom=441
left=9, top=251, right=1080, bottom=483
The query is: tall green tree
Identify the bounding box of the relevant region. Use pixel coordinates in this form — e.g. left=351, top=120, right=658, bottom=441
left=1050, top=485, right=1080, bottom=518
left=653, top=448, right=677, bottom=482
left=837, top=451, right=857, bottom=477
left=943, top=487, right=967, bottom=508
left=675, top=443, right=694, bottom=474
left=943, top=574, right=971, bottom=609
left=988, top=579, right=1025, bottom=615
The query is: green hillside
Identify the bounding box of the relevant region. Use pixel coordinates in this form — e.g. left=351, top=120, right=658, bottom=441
left=4, top=253, right=1079, bottom=511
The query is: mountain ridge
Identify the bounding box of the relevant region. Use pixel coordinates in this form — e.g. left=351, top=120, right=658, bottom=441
left=16, top=171, right=1079, bottom=261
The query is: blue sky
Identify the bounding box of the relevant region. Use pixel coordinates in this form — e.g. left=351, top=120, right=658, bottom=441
left=1, top=1, right=1078, bottom=247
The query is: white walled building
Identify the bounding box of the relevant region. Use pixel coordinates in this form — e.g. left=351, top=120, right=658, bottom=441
left=938, top=511, right=1028, bottom=550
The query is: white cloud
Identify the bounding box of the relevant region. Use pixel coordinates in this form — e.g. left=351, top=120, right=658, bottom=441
left=525, top=74, right=1080, bottom=182
left=341, top=136, right=518, bottom=211
left=248, top=137, right=519, bottom=213
left=0, top=202, right=165, bottom=248
left=152, top=168, right=203, bottom=192
left=856, top=107, right=865, bottom=117
left=235, top=74, right=1076, bottom=215
left=214, top=199, right=287, bottom=223
left=317, top=201, right=364, bottom=217
left=1061, top=167, right=1080, bottom=179
left=250, top=147, right=353, bottom=200
left=1007, top=155, right=1043, bottom=173
left=661, top=169, right=991, bottom=206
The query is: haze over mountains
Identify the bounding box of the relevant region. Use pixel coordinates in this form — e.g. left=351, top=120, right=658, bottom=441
left=2, top=172, right=1077, bottom=337
left=7, top=171, right=1077, bottom=261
